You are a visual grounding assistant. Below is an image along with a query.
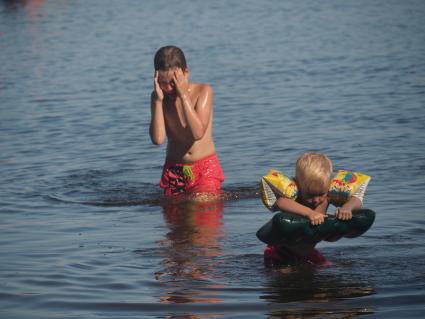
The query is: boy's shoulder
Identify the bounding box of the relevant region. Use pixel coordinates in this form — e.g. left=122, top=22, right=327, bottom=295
left=189, top=83, right=213, bottom=105
left=191, top=82, right=212, bottom=94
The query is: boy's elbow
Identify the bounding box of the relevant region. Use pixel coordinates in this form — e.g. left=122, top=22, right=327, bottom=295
left=192, top=133, right=204, bottom=141
left=149, top=127, right=165, bottom=145
left=151, top=137, right=165, bottom=145
left=150, top=132, right=165, bottom=145
left=192, top=126, right=207, bottom=141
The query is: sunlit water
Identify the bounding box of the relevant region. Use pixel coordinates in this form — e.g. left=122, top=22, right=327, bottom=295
left=1, top=0, right=425, bottom=318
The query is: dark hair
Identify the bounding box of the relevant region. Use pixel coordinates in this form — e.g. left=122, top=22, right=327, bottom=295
left=154, top=46, right=187, bottom=71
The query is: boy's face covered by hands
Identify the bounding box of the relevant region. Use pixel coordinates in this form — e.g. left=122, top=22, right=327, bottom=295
left=157, top=68, right=189, bottom=98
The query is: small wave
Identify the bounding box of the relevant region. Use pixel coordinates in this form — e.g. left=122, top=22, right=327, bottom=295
left=46, top=169, right=259, bottom=207
left=46, top=188, right=258, bottom=207
left=45, top=193, right=163, bottom=207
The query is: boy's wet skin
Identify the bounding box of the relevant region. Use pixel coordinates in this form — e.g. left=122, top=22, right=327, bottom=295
left=150, top=46, right=224, bottom=196
left=152, top=68, right=216, bottom=163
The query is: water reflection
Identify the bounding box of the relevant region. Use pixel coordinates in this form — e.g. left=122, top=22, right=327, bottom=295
left=262, top=266, right=375, bottom=318
left=1, top=0, right=44, bottom=16
left=156, top=196, right=225, bottom=307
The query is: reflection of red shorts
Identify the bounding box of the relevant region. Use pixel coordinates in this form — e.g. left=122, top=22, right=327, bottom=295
left=264, top=245, right=331, bottom=266
left=160, top=153, right=225, bottom=196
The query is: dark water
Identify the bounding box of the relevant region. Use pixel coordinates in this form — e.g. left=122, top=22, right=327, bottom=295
left=1, top=0, right=425, bottom=318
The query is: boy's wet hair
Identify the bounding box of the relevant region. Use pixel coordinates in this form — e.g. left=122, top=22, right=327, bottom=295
left=154, top=45, right=187, bottom=71
left=295, top=152, right=333, bottom=194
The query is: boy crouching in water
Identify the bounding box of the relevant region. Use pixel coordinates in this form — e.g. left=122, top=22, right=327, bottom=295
left=260, top=152, right=371, bottom=265
left=149, top=46, right=224, bottom=197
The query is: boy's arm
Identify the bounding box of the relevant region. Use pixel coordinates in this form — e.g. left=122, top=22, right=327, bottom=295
left=173, top=70, right=212, bottom=141
left=335, top=196, right=362, bottom=220
left=149, top=91, right=166, bottom=145
left=180, top=85, right=212, bottom=140
left=275, top=197, right=327, bottom=225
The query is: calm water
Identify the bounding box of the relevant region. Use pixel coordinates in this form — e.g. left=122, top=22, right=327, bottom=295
left=1, top=0, right=425, bottom=318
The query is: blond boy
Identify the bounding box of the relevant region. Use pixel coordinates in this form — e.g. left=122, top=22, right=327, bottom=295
left=274, top=152, right=363, bottom=225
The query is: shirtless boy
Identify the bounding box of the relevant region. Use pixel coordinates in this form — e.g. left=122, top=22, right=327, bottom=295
left=149, top=46, right=224, bottom=196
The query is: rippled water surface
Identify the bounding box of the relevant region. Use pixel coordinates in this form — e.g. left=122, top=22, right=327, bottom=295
left=1, top=0, right=425, bottom=318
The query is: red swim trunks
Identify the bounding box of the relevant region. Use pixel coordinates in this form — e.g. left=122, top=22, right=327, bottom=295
left=160, top=153, right=225, bottom=196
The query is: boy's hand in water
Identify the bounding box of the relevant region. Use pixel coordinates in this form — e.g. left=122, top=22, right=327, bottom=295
left=336, top=208, right=353, bottom=220
left=308, top=211, right=326, bottom=225
left=154, top=71, right=164, bottom=101
left=172, top=68, right=189, bottom=98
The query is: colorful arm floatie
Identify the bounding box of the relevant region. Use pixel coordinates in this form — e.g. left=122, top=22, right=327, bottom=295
left=259, top=170, right=298, bottom=211
left=328, top=170, right=371, bottom=207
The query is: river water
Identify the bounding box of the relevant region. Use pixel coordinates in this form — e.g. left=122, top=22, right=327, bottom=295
left=1, top=0, right=425, bottom=318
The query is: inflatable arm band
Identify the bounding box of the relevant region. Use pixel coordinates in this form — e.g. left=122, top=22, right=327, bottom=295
left=259, top=170, right=298, bottom=210
left=256, top=209, right=375, bottom=246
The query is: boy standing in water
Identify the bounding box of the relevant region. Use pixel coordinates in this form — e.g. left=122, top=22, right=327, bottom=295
left=149, top=46, right=224, bottom=196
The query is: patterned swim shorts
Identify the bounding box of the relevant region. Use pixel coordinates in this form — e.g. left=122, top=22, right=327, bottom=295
left=160, top=153, right=225, bottom=196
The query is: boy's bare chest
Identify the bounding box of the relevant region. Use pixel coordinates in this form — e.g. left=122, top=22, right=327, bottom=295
left=163, top=98, right=191, bottom=134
